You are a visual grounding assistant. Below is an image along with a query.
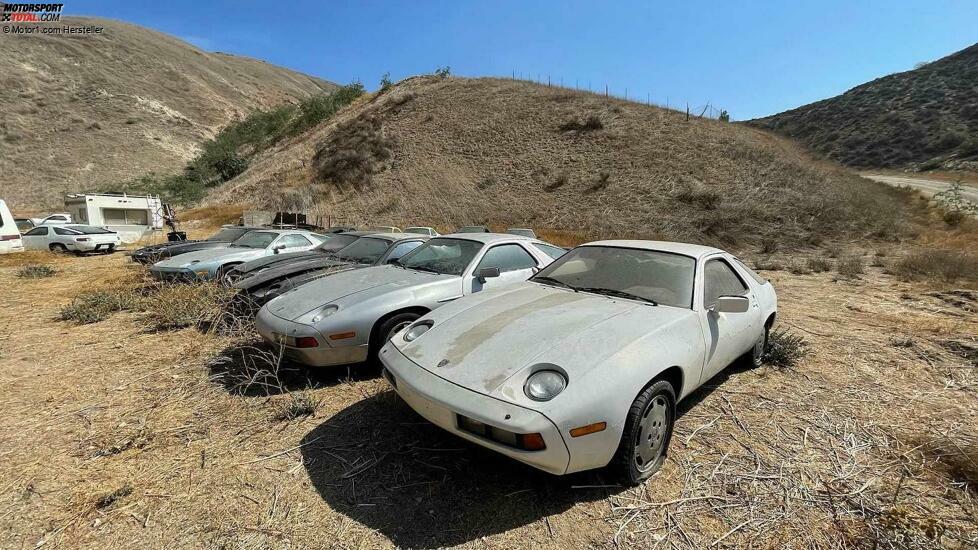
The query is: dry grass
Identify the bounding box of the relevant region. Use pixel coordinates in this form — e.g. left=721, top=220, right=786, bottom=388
left=179, top=204, right=247, bottom=229
left=837, top=254, right=866, bottom=278
left=891, top=249, right=978, bottom=283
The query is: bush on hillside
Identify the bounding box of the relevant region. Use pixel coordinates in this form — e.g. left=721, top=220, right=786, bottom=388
left=313, top=115, right=392, bottom=190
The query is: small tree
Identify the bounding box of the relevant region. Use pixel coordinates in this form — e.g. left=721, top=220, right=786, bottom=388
left=934, top=181, right=978, bottom=226
left=379, top=72, right=393, bottom=93
left=718, top=110, right=730, bottom=122
left=434, top=66, right=451, bottom=78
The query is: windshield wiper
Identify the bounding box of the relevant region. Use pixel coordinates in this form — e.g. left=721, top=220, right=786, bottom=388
left=577, top=287, right=658, bottom=305
left=404, top=264, right=440, bottom=274
left=533, top=276, right=578, bottom=291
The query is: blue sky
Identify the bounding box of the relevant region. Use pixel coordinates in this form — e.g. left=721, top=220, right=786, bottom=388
left=70, top=1, right=978, bottom=120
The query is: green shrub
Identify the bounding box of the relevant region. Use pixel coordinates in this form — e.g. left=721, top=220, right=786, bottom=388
left=60, top=290, right=141, bottom=324
left=17, top=264, right=56, bottom=279
left=764, top=327, right=809, bottom=368
left=379, top=72, right=393, bottom=93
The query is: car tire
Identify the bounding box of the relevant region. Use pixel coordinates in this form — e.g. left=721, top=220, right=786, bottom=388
left=611, top=380, right=676, bottom=486
left=49, top=243, right=68, bottom=254
left=217, top=264, right=241, bottom=286
left=742, top=326, right=768, bottom=368
left=370, top=312, right=420, bottom=363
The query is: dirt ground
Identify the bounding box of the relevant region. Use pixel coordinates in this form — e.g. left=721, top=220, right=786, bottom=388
left=0, top=244, right=976, bottom=548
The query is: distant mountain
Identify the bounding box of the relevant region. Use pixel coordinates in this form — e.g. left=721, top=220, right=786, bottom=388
left=0, top=16, right=336, bottom=209
left=749, top=43, right=978, bottom=172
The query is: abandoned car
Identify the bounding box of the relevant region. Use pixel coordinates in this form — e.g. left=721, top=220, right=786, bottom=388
left=149, top=229, right=324, bottom=282
left=130, top=225, right=265, bottom=264
left=21, top=224, right=121, bottom=254
left=255, top=233, right=563, bottom=367
left=378, top=241, right=778, bottom=485
left=232, top=233, right=429, bottom=307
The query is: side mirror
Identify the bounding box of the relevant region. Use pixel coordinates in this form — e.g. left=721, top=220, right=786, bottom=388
left=476, top=266, right=501, bottom=281
left=272, top=244, right=285, bottom=254
left=713, top=295, right=749, bottom=313
left=387, top=257, right=400, bottom=264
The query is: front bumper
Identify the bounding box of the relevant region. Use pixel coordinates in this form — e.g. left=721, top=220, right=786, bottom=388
left=255, top=307, right=368, bottom=366
left=150, top=266, right=213, bottom=282
left=379, top=342, right=571, bottom=475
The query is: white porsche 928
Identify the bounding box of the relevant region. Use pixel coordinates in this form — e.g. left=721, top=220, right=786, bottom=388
left=379, top=240, right=777, bottom=485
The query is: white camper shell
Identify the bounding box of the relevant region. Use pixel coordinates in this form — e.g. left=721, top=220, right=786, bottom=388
left=64, top=193, right=165, bottom=243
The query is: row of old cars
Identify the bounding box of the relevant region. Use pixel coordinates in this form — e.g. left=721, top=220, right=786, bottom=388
left=131, top=223, right=778, bottom=485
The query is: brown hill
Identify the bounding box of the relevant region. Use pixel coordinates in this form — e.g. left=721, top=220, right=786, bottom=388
left=0, top=16, right=336, bottom=209
left=214, top=76, right=911, bottom=247
left=749, top=43, right=978, bottom=172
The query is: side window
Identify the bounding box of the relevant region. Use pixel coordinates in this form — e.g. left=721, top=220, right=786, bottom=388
left=732, top=257, right=767, bottom=285
left=388, top=240, right=423, bottom=260
left=26, top=227, right=49, bottom=236
left=278, top=234, right=312, bottom=248
left=703, top=259, right=748, bottom=308
left=54, top=227, right=76, bottom=236
left=477, top=244, right=538, bottom=273
left=533, top=242, right=567, bottom=260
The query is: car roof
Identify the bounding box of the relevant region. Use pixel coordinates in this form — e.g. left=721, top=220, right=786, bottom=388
left=582, top=240, right=725, bottom=259
left=360, top=232, right=430, bottom=241
left=436, top=232, right=535, bottom=244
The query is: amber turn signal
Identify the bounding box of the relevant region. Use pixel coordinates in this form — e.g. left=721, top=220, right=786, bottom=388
left=569, top=422, right=607, bottom=437
left=328, top=331, right=357, bottom=340
left=517, top=433, right=546, bottom=451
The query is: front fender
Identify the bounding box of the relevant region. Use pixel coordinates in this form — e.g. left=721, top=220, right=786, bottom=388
left=536, top=312, right=705, bottom=474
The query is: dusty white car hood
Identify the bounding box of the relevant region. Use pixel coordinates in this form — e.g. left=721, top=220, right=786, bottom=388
left=399, top=283, right=691, bottom=396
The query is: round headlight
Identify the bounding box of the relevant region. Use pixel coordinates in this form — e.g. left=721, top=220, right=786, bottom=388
left=403, top=320, right=433, bottom=342
left=524, top=370, right=567, bottom=401
left=311, top=304, right=339, bottom=323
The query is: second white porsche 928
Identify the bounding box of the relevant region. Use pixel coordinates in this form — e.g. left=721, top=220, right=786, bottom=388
left=379, top=240, right=777, bottom=485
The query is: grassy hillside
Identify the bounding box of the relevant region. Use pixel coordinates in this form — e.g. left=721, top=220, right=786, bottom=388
left=213, top=76, right=913, bottom=247
left=749, top=43, right=978, bottom=172
left=0, top=16, right=336, bottom=209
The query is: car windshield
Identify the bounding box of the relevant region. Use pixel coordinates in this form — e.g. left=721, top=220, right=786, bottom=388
left=405, top=227, right=431, bottom=235
left=457, top=226, right=488, bottom=233
left=317, top=233, right=359, bottom=252
left=208, top=227, right=250, bottom=241
left=68, top=225, right=114, bottom=234
left=532, top=246, right=696, bottom=308
left=230, top=231, right=278, bottom=249
left=396, top=238, right=483, bottom=276
left=16, top=220, right=33, bottom=232
left=334, top=237, right=393, bottom=265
